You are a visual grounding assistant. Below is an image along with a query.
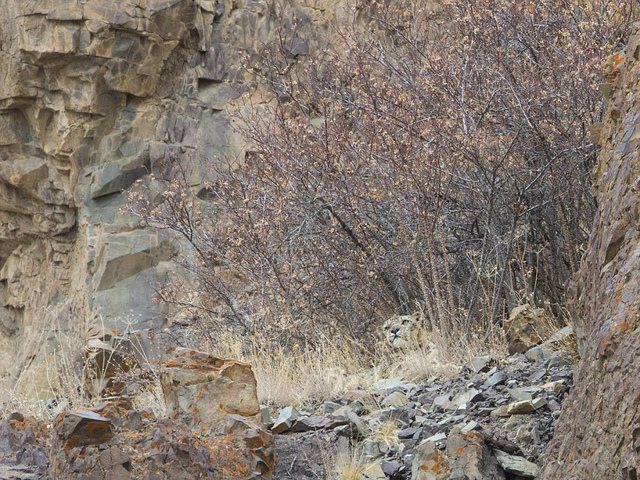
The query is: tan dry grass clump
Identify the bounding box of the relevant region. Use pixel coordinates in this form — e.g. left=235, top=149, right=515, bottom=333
left=374, top=320, right=506, bottom=383
left=205, top=332, right=375, bottom=409
left=368, top=419, right=400, bottom=450
left=204, top=321, right=478, bottom=409
left=324, top=443, right=374, bottom=480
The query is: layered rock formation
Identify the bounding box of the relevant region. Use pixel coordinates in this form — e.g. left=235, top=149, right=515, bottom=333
left=542, top=29, right=640, bottom=479
left=0, top=0, right=340, bottom=398
left=1, top=350, right=273, bottom=479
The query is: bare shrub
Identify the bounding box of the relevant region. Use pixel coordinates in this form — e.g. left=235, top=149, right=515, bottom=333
left=129, top=0, right=637, bottom=355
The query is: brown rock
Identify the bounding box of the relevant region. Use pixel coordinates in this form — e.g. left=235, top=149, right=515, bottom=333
left=412, top=427, right=505, bottom=480
left=161, top=348, right=261, bottom=431
left=491, top=400, right=536, bottom=417
left=160, top=348, right=274, bottom=476
left=52, top=409, right=113, bottom=449
left=503, top=304, right=548, bottom=355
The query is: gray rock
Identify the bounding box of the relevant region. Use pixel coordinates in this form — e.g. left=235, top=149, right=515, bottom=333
left=507, top=386, right=540, bottom=401
left=449, top=386, right=482, bottom=410
left=423, top=432, right=447, bottom=443
left=382, top=391, right=410, bottom=408
left=272, top=406, right=300, bottom=434
left=483, top=370, right=508, bottom=389
left=321, top=401, right=342, bottom=415
left=532, top=397, right=548, bottom=410
left=348, top=400, right=366, bottom=415
left=290, top=416, right=331, bottom=432
left=491, top=400, right=536, bottom=417
left=493, top=449, right=539, bottom=478
left=524, top=345, right=554, bottom=362
left=412, top=427, right=506, bottom=480
left=467, top=355, right=492, bottom=373
left=371, top=377, right=406, bottom=395
left=381, top=459, right=405, bottom=476
left=547, top=353, right=571, bottom=369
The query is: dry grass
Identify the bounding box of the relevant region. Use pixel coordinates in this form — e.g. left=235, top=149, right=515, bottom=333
left=1, top=315, right=167, bottom=420
left=325, top=443, right=372, bottom=480
left=368, top=419, right=400, bottom=450
left=204, top=332, right=376, bottom=409
left=2, top=305, right=509, bottom=422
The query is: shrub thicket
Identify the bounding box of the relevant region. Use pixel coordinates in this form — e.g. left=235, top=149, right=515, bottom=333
left=130, top=0, right=636, bottom=353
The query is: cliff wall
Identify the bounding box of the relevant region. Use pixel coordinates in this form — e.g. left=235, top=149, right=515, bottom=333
left=0, top=0, right=340, bottom=399
left=542, top=29, right=640, bottom=479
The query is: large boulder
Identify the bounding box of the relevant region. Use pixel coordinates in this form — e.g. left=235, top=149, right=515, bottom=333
left=48, top=347, right=275, bottom=479
left=412, top=427, right=505, bottom=480
left=50, top=400, right=260, bottom=479
left=161, top=348, right=274, bottom=476
left=502, top=304, right=548, bottom=355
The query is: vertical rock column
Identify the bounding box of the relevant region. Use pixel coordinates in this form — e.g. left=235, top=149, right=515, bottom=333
left=542, top=30, right=640, bottom=479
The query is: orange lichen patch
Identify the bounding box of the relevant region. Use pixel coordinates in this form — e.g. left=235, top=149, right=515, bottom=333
left=424, top=449, right=450, bottom=473
left=7, top=416, right=51, bottom=448
left=64, top=422, right=113, bottom=449
left=615, top=321, right=633, bottom=334
left=605, top=51, right=626, bottom=83
left=91, top=399, right=132, bottom=419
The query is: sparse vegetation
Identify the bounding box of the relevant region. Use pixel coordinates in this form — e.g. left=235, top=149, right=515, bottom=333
left=126, top=0, right=636, bottom=402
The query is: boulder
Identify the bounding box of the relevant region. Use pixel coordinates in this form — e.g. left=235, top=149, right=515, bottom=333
left=161, top=348, right=262, bottom=431
left=160, top=348, right=274, bottom=476
left=493, top=450, right=538, bottom=478
left=49, top=380, right=274, bottom=478
left=503, top=304, right=548, bottom=355
left=412, top=427, right=505, bottom=480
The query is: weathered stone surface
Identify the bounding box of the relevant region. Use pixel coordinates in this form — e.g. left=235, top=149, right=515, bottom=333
left=542, top=30, right=640, bottom=479
left=503, top=304, right=548, bottom=355
left=52, top=409, right=114, bottom=449
left=0, top=0, right=344, bottom=400
left=161, top=348, right=262, bottom=430
left=48, top=401, right=262, bottom=479
left=272, top=406, right=301, bottom=434
left=412, top=428, right=505, bottom=480
left=493, top=450, right=538, bottom=478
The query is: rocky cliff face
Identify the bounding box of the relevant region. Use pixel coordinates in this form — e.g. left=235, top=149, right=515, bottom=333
left=542, top=29, right=640, bottom=479
left=0, top=0, right=340, bottom=399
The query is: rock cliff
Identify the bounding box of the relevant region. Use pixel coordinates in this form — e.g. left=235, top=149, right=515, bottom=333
left=0, top=0, right=340, bottom=398
left=542, top=29, right=640, bottom=479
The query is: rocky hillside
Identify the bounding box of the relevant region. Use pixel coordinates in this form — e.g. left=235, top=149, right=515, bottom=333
left=0, top=329, right=574, bottom=479
left=0, top=0, right=339, bottom=398
left=2, top=0, right=640, bottom=478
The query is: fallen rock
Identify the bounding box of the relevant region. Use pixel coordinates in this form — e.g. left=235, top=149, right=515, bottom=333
left=272, top=406, right=301, bottom=434
left=160, top=348, right=273, bottom=475
left=290, top=415, right=332, bottom=432
left=503, top=304, right=548, bottom=354
left=448, top=386, right=482, bottom=410
left=51, top=408, right=113, bottom=449
left=493, top=449, right=538, bottom=478
left=161, top=348, right=262, bottom=431
left=491, top=400, right=536, bottom=417
left=412, top=427, right=506, bottom=480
